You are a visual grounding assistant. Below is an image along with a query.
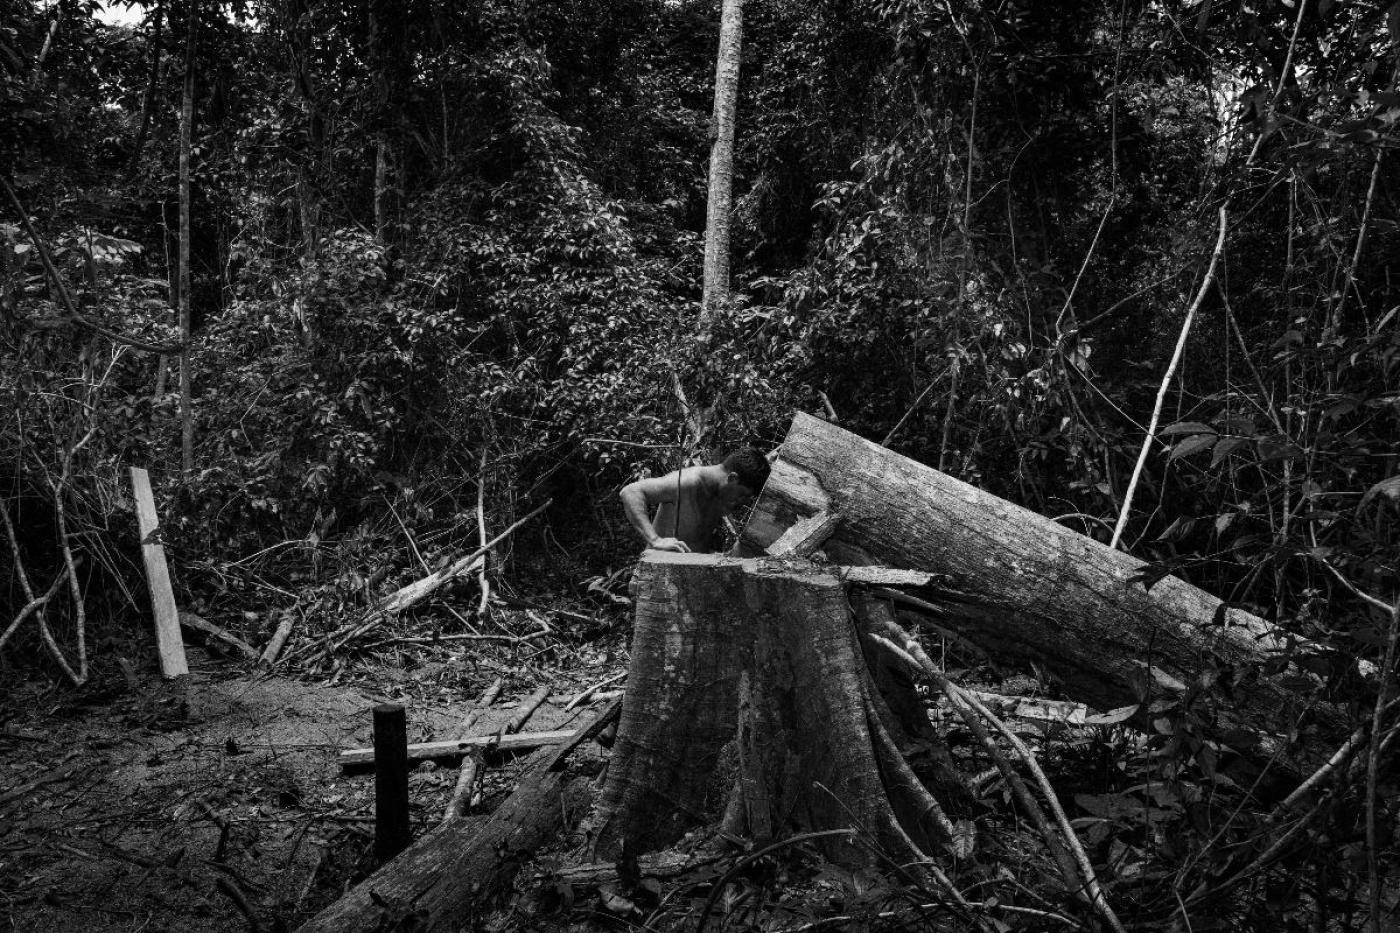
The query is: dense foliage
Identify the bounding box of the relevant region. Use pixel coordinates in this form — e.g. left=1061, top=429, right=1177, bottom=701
left=2, top=0, right=1398, bottom=927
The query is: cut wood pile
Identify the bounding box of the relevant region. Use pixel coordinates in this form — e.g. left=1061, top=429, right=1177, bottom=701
left=297, top=413, right=1388, bottom=932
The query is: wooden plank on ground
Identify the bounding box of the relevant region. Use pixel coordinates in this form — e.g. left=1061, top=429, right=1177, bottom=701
left=340, top=728, right=575, bottom=767
left=130, top=467, right=188, bottom=678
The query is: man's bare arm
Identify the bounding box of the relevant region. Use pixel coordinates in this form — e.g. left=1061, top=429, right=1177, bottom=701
left=620, top=472, right=691, bottom=552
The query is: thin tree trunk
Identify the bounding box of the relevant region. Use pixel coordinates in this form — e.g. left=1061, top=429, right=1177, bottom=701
left=128, top=1, right=164, bottom=178
left=699, top=0, right=743, bottom=328
left=178, top=0, right=196, bottom=475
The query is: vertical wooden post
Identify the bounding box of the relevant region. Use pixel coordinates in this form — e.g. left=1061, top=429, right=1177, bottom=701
left=130, top=467, right=188, bottom=678
left=373, top=704, right=411, bottom=861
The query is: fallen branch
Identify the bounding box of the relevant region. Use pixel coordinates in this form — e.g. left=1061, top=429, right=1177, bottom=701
left=869, top=624, right=1125, bottom=933
left=503, top=685, right=550, bottom=734
left=285, top=500, right=553, bottom=667
left=442, top=678, right=505, bottom=824
left=259, top=612, right=297, bottom=666
left=564, top=671, right=626, bottom=711
left=180, top=611, right=258, bottom=660
left=380, top=499, right=552, bottom=614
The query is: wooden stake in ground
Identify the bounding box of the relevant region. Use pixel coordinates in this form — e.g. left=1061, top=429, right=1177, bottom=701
left=373, top=704, right=410, bottom=862
left=130, top=467, right=188, bottom=678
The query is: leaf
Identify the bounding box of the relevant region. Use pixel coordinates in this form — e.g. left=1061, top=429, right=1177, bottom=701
left=951, top=819, right=977, bottom=858
left=1074, top=792, right=1141, bottom=821
left=1169, top=434, right=1218, bottom=461
left=1211, top=436, right=1251, bottom=466
left=1160, top=421, right=1216, bottom=437
left=1086, top=704, right=1139, bottom=725
left=1156, top=516, right=1196, bottom=543
left=1256, top=436, right=1304, bottom=461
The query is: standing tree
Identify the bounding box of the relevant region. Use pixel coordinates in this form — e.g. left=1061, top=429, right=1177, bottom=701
left=177, top=0, right=196, bottom=475
left=699, top=0, right=742, bottom=329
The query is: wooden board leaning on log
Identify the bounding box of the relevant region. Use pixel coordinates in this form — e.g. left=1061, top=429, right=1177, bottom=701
left=738, top=412, right=1363, bottom=776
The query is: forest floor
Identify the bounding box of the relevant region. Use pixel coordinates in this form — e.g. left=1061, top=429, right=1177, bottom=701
left=0, top=610, right=632, bottom=933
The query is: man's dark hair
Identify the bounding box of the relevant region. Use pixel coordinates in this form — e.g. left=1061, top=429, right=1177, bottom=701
left=721, top=447, right=771, bottom=492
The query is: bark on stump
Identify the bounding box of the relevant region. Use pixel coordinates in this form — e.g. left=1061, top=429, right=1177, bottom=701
left=589, top=552, right=955, bottom=866
left=739, top=412, right=1352, bottom=771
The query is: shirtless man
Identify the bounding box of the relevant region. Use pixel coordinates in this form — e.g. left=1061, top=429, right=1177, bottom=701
left=619, top=448, right=771, bottom=553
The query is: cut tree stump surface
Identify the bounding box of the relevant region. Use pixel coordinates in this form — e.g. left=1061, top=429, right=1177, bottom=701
left=590, top=551, right=952, bottom=865
left=739, top=412, right=1351, bottom=768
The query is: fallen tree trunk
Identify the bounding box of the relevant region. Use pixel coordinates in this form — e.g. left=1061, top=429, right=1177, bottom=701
left=739, top=413, right=1351, bottom=770
left=588, top=552, right=959, bottom=866
left=297, top=749, right=590, bottom=933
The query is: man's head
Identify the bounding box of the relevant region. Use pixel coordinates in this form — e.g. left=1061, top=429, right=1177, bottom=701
left=719, top=447, right=771, bottom=504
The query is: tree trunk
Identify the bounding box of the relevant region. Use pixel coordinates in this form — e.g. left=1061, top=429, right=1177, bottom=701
left=700, top=0, right=742, bottom=328
left=589, top=552, right=957, bottom=867
left=739, top=412, right=1351, bottom=773
left=296, top=751, right=591, bottom=933
left=177, top=0, right=196, bottom=475
left=127, top=1, right=163, bottom=178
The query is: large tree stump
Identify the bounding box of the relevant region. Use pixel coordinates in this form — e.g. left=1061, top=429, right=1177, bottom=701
left=739, top=412, right=1353, bottom=771
left=589, top=553, right=957, bottom=865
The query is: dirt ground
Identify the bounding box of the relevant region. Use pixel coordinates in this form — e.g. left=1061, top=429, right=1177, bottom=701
left=0, top=639, right=625, bottom=933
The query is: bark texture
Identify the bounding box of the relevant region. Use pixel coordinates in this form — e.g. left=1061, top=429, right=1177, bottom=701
left=740, top=413, right=1349, bottom=769
left=296, top=751, right=590, bottom=933
left=590, top=552, right=951, bottom=865
left=700, top=0, right=743, bottom=325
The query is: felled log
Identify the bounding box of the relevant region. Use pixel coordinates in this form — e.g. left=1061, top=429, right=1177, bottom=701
left=296, top=749, right=591, bottom=933
left=588, top=552, right=958, bottom=866
left=739, top=412, right=1350, bottom=768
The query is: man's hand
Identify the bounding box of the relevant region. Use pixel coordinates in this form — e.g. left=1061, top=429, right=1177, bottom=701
left=647, top=537, right=691, bottom=553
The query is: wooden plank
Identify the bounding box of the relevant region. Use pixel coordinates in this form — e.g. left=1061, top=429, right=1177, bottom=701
left=130, top=467, right=188, bottom=678
left=339, top=728, right=576, bottom=767
left=839, top=566, right=937, bottom=587
left=764, top=509, right=842, bottom=558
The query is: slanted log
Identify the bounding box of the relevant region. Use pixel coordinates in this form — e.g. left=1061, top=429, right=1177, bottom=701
left=589, top=552, right=957, bottom=865
left=297, top=751, right=590, bottom=933
left=740, top=412, right=1349, bottom=768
